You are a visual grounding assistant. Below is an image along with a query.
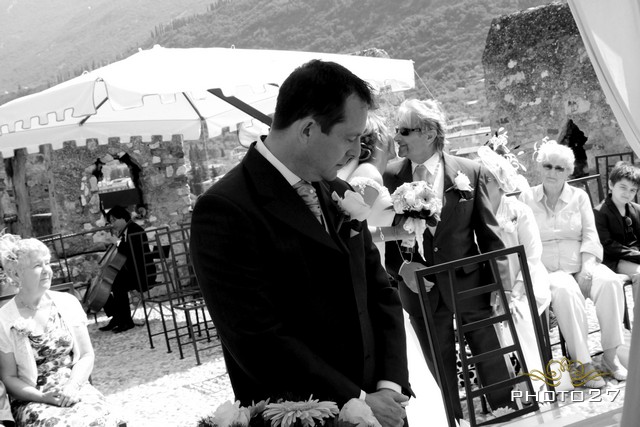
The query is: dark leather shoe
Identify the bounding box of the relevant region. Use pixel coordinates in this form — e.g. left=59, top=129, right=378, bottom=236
left=112, top=323, right=135, bottom=333
left=99, top=320, right=118, bottom=331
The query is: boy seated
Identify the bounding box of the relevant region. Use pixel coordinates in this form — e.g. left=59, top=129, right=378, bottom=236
left=594, top=161, right=640, bottom=302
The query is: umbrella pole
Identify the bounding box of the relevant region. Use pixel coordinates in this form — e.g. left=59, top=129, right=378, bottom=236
left=208, top=89, right=273, bottom=127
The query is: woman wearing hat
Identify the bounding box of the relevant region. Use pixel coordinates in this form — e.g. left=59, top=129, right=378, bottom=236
left=476, top=142, right=551, bottom=388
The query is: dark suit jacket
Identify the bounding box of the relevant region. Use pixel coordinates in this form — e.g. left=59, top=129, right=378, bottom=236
left=190, top=145, right=410, bottom=405
left=116, top=221, right=156, bottom=292
left=593, top=195, right=640, bottom=270
left=383, top=153, right=506, bottom=312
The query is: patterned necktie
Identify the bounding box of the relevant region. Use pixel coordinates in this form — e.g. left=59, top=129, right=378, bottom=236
left=414, top=164, right=434, bottom=187
left=293, top=180, right=324, bottom=225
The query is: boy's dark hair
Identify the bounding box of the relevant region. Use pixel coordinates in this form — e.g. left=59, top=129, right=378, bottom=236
left=609, top=161, right=640, bottom=187
left=106, top=205, right=131, bottom=222
left=271, top=59, right=374, bottom=133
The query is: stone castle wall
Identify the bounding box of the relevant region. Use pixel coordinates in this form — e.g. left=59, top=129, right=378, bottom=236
left=483, top=2, right=629, bottom=184
left=0, top=135, right=193, bottom=282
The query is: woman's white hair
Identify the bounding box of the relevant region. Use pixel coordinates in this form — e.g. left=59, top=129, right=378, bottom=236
left=0, top=234, right=49, bottom=286
left=534, top=139, right=575, bottom=173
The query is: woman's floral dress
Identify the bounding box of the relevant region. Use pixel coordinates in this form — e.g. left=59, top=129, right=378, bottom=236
left=11, top=305, right=117, bottom=426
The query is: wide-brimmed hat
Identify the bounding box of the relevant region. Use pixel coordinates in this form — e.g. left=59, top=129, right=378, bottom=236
left=477, top=145, right=529, bottom=193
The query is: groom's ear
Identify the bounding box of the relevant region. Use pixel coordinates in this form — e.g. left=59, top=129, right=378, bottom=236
left=297, top=118, right=315, bottom=142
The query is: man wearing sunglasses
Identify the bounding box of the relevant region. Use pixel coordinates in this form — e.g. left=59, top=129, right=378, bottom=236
left=383, top=99, right=515, bottom=420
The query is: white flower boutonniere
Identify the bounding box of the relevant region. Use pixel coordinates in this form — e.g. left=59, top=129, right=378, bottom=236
left=446, top=171, right=474, bottom=200
left=498, top=215, right=518, bottom=233
left=453, top=171, right=473, bottom=192
left=11, top=317, right=36, bottom=337
left=331, top=190, right=371, bottom=222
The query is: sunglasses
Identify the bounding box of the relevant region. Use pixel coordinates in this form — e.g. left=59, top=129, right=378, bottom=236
left=395, top=127, right=422, bottom=136
left=625, top=216, right=638, bottom=239
left=542, top=163, right=566, bottom=172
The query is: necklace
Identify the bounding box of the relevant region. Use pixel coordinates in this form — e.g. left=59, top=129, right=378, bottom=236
left=16, top=294, right=47, bottom=311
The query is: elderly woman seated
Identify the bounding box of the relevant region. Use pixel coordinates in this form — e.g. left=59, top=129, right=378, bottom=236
left=0, top=234, right=118, bottom=426
left=519, top=140, right=627, bottom=387
left=593, top=162, right=640, bottom=303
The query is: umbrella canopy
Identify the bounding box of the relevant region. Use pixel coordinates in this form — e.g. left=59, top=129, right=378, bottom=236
left=0, top=45, right=415, bottom=158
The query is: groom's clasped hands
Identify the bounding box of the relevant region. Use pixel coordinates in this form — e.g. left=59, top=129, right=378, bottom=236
left=365, top=389, right=409, bottom=427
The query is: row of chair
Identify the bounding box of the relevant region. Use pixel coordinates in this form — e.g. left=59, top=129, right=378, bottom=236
left=127, top=223, right=220, bottom=365
left=35, top=223, right=220, bottom=366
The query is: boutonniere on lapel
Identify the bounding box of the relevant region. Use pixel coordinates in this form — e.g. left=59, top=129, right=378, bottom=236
left=497, top=214, right=518, bottom=233
left=446, top=171, right=474, bottom=200
left=331, top=190, right=370, bottom=232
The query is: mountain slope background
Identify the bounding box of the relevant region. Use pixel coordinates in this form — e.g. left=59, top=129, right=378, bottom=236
left=0, top=0, right=208, bottom=93
left=1, top=0, right=556, bottom=120
left=136, top=0, right=555, bottom=119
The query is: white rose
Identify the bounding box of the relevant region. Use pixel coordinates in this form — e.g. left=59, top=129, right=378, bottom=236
left=332, top=190, right=371, bottom=221
left=212, top=401, right=250, bottom=427
left=454, top=171, right=472, bottom=192
left=338, top=398, right=382, bottom=427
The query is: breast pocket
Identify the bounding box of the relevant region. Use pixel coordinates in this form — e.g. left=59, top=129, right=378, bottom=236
left=455, top=198, right=474, bottom=215
left=560, top=209, right=582, bottom=231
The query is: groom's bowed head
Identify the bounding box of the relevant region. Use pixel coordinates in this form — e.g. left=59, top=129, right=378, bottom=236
left=264, top=60, right=376, bottom=183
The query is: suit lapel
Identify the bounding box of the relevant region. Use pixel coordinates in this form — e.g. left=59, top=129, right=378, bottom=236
left=435, top=154, right=462, bottom=236
left=243, top=146, right=341, bottom=253
left=316, top=181, right=350, bottom=254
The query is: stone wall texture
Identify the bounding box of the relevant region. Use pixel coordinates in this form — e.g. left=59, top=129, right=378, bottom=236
left=0, top=135, right=193, bottom=282
left=483, top=2, right=629, bottom=184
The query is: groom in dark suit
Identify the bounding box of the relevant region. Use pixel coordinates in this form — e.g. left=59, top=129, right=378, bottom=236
left=191, top=60, right=411, bottom=427
left=383, top=99, right=514, bottom=419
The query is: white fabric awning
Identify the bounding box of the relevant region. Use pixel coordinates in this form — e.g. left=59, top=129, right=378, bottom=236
left=0, top=45, right=415, bottom=158
left=568, top=0, right=640, bottom=154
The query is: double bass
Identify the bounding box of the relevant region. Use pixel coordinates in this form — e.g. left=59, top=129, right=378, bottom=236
left=84, top=225, right=128, bottom=313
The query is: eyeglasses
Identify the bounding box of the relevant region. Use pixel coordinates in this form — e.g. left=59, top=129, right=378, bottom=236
left=542, top=163, right=566, bottom=172
left=395, top=127, right=422, bottom=136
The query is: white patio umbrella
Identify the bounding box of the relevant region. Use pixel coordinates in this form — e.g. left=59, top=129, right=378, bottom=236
left=0, top=45, right=415, bottom=158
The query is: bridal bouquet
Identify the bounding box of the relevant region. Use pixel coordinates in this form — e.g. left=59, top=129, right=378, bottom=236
left=198, top=396, right=381, bottom=427
left=390, top=181, right=442, bottom=261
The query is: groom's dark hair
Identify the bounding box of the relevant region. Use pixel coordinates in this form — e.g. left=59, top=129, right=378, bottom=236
left=271, top=59, right=374, bottom=134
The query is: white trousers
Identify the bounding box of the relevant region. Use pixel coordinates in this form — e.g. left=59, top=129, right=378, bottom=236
left=549, top=265, right=625, bottom=363
left=496, top=295, right=549, bottom=391
left=616, top=259, right=640, bottom=303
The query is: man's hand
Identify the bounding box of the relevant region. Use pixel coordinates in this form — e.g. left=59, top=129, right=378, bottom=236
left=365, top=389, right=408, bottom=427
left=399, top=262, right=433, bottom=294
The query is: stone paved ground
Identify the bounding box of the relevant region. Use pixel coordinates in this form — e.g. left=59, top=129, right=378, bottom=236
left=89, top=310, right=232, bottom=427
